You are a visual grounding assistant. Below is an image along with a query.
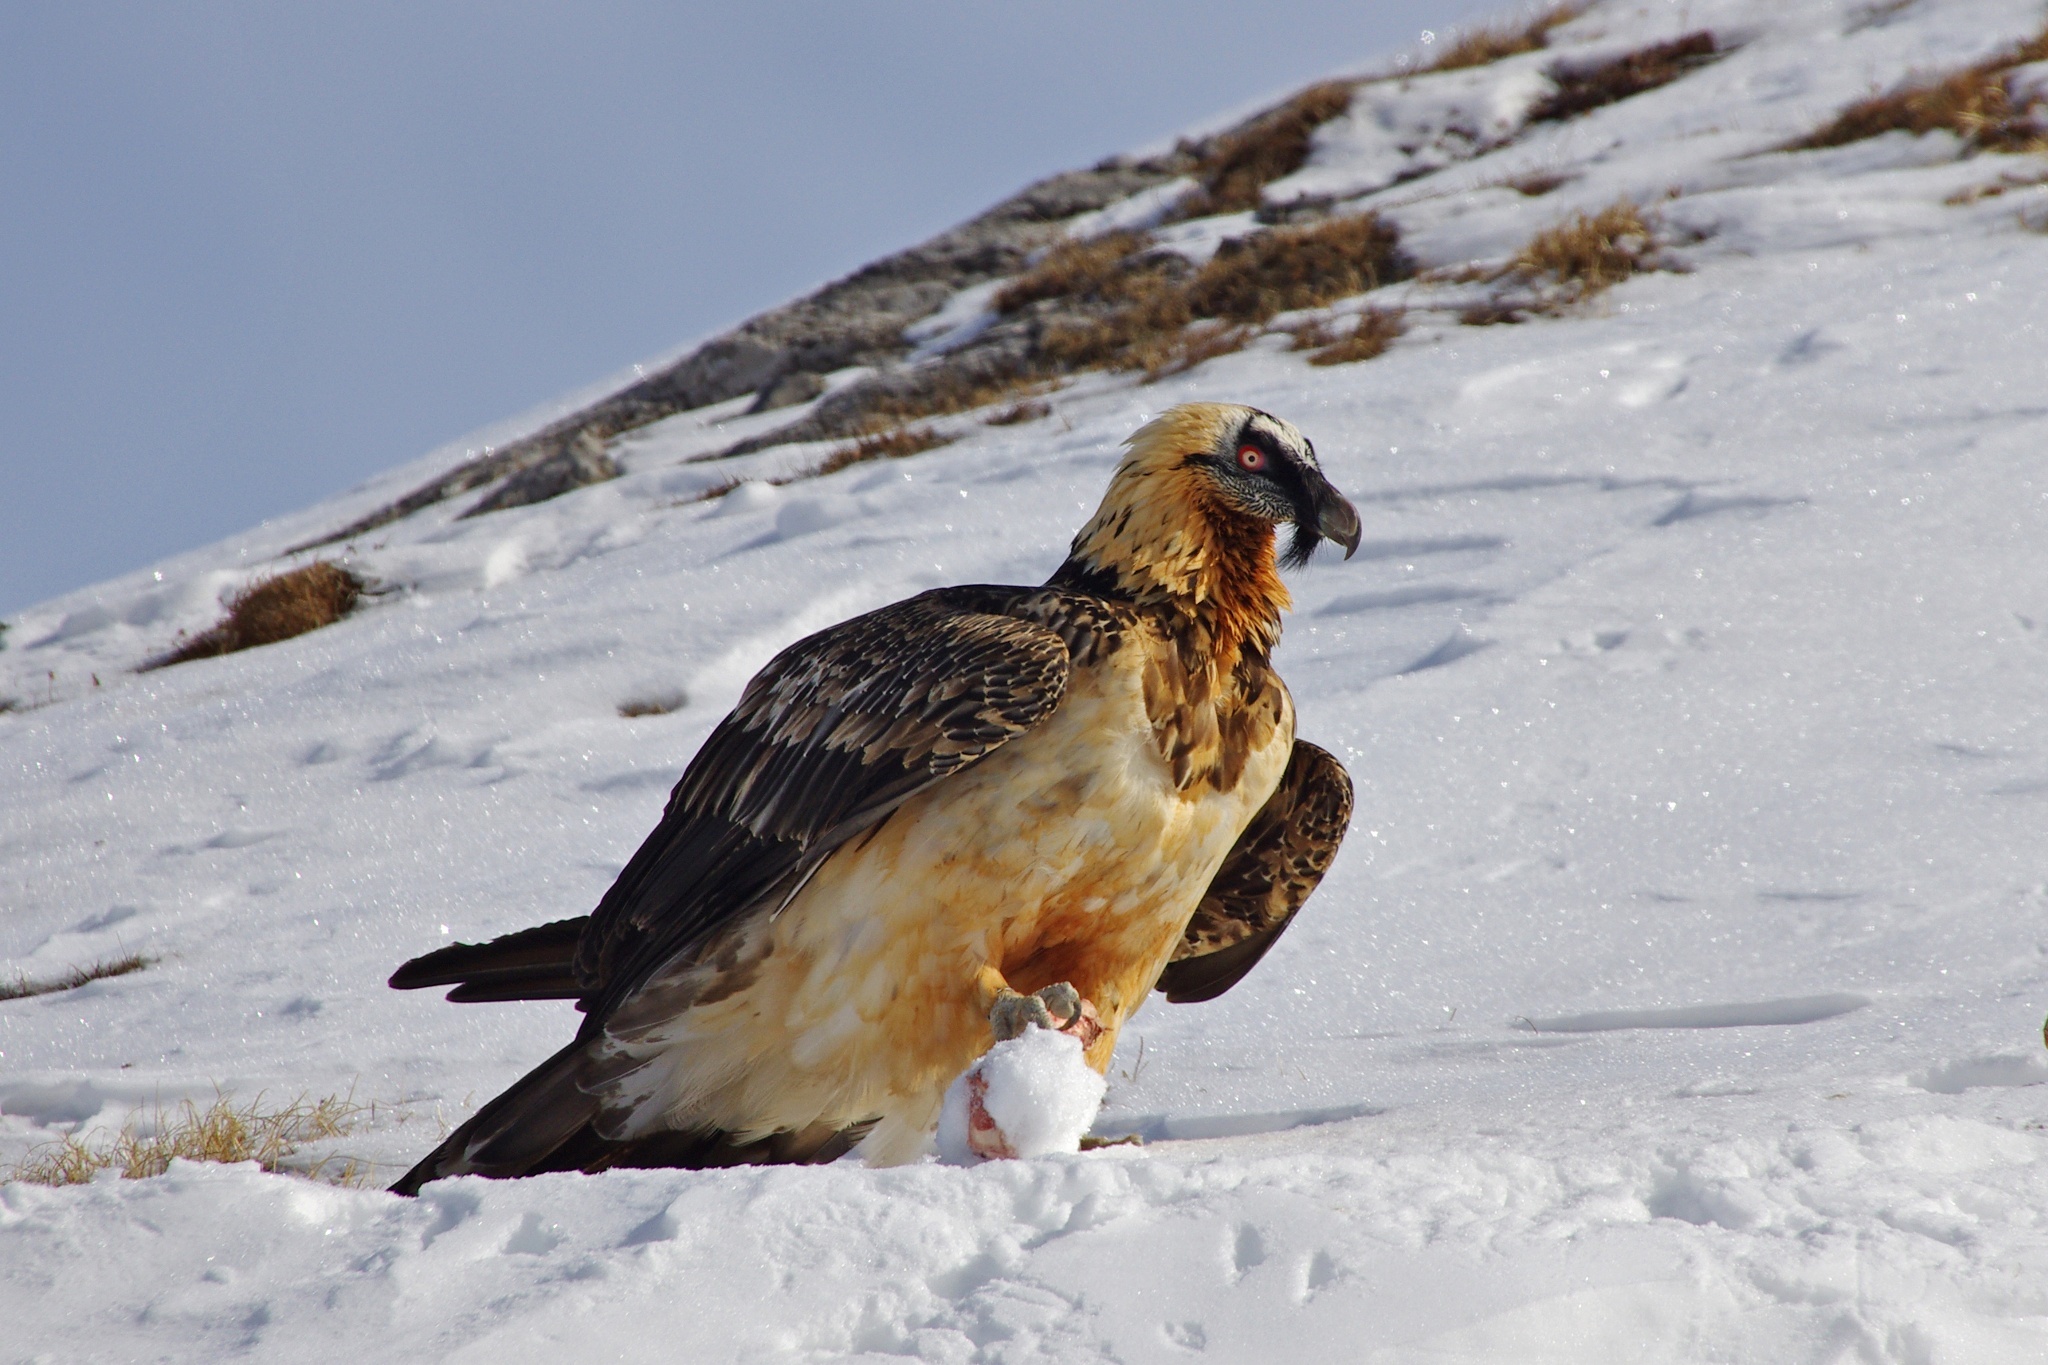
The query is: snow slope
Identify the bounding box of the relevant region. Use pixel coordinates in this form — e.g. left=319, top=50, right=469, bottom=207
left=6, top=0, right=2048, bottom=1358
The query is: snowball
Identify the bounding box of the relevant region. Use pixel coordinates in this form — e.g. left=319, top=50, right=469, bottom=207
left=935, top=1027, right=1107, bottom=1163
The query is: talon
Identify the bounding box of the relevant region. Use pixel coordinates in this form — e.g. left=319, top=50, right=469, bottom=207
left=1035, top=981, right=1081, bottom=1025
left=1058, top=996, right=1104, bottom=1050
left=989, top=987, right=1054, bottom=1041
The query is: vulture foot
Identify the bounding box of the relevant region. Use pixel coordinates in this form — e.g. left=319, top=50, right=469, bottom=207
left=989, top=982, right=1104, bottom=1048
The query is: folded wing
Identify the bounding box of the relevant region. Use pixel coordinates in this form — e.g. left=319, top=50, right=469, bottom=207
left=1155, top=739, right=1352, bottom=1004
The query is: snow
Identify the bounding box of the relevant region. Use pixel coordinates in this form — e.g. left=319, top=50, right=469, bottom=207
left=5, top=0, right=2048, bottom=1358
left=936, top=1028, right=1108, bottom=1163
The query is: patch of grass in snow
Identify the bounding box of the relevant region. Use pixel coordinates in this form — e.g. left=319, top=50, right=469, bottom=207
left=995, top=231, right=1155, bottom=315
left=1943, top=168, right=2048, bottom=204
left=811, top=425, right=959, bottom=478
left=683, top=475, right=749, bottom=505
left=1513, top=200, right=1659, bottom=292
left=1422, top=2, right=1584, bottom=73
left=141, top=561, right=366, bottom=671
left=1456, top=199, right=1669, bottom=325
left=5, top=1089, right=368, bottom=1187
left=1501, top=169, right=1575, bottom=196
left=1028, top=214, right=1410, bottom=380
left=1529, top=31, right=1725, bottom=123
left=1291, top=307, right=1408, bottom=366
left=1174, top=81, right=1357, bottom=219
left=1187, top=214, right=1410, bottom=322
left=983, top=398, right=1051, bottom=426
left=0, top=952, right=154, bottom=1002
left=1788, top=23, right=2048, bottom=154
left=617, top=691, right=687, bottom=719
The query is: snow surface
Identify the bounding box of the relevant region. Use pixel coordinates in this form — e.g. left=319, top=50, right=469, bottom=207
left=5, top=0, right=2048, bottom=1358
left=936, top=1028, right=1109, bottom=1164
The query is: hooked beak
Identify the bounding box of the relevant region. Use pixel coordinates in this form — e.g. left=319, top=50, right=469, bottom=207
left=1281, top=467, right=1362, bottom=569
left=1316, top=482, right=1362, bottom=560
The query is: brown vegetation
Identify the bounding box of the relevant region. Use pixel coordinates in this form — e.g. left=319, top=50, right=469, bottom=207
left=984, top=399, right=1052, bottom=426
left=1530, top=32, right=1723, bottom=123
left=1188, top=214, right=1408, bottom=322
left=811, top=425, right=958, bottom=478
left=618, top=691, right=687, bottom=719
left=1505, top=170, right=1574, bottom=196
left=6, top=1090, right=364, bottom=1186
left=1788, top=25, right=2048, bottom=153
left=1031, top=212, right=1409, bottom=378
left=1303, top=308, right=1408, bottom=366
left=995, top=232, right=1153, bottom=313
left=1179, top=81, right=1357, bottom=218
left=143, top=561, right=364, bottom=671
left=727, top=213, right=1410, bottom=457
left=1510, top=200, right=1657, bottom=295
left=1943, top=169, right=2048, bottom=204
left=1425, top=3, right=1584, bottom=73
left=685, top=475, right=748, bottom=504
left=1, top=952, right=153, bottom=1002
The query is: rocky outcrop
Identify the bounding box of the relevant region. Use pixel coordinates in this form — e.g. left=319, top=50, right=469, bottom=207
left=292, top=160, right=1181, bottom=549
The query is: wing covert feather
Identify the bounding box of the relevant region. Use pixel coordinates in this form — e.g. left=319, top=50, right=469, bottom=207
left=1156, top=739, right=1353, bottom=1004
left=574, top=587, right=1070, bottom=1023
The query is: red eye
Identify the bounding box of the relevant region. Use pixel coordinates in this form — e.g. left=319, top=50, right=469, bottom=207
left=1236, top=444, right=1267, bottom=472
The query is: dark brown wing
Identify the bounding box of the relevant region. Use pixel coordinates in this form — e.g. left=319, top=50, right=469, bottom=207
left=389, top=586, right=1070, bottom=1028
left=578, top=585, right=1070, bottom=1027
left=1155, top=739, right=1352, bottom=1004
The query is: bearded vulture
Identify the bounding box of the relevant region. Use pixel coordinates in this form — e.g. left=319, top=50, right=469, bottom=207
left=387, top=402, right=1358, bottom=1193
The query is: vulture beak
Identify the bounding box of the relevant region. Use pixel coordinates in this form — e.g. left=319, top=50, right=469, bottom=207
left=1312, top=474, right=1362, bottom=561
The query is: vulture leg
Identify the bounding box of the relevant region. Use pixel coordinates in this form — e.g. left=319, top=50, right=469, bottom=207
left=988, top=981, right=1103, bottom=1046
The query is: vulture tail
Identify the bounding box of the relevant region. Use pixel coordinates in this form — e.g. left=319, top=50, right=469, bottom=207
left=388, top=916, right=589, bottom=1003
left=388, top=1040, right=877, bottom=1196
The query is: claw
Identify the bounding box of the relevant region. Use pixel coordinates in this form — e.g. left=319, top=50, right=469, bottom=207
left=1036, top=981, right=1081, bottom=1026
left=989, top=987, right=1055, bottom=1041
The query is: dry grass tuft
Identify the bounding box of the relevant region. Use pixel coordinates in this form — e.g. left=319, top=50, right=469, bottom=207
left=1460, top=300, right=1530, bottom=326
left=685, top=475, right=748, bottom=504
left=1303, top=308, right=1408, bottom=366
left=1530, top=31, right=1722, bottom=123
left=617, top=691, right=687, bottom=719
left=6, top=1089, right=365, bottom=1187
left=143, top=561, right=364, bottom=671
left=996, top=232, right=1154, bottom=314
left=1510, top=200, right=1657, bottom=295
left=811, top=426, right=958, bottom=478
left=1788, top=25, right=2048, bottom=153
left=847, top=368, right=1040, bottom=433
left=1031, top=213, right=1408, bottom=378
left=1187, top=213, right=1409, bottom=323
left=1505, top=170, right=1574, bottom=196
left=984, top=399, right=1052, bottom=426
left=1425, top=3, right=1584, bottom=72
left=1137, top=322, right=1259, bottom=383
left=1944, top=169, right=2048, bottom=204
left=2, top=952, right=154, bottom=1002
left=1180, top=81, right=1357, bottom=218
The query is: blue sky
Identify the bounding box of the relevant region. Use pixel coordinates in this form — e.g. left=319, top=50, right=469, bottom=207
left=0, top=1, right=1498, bottom=616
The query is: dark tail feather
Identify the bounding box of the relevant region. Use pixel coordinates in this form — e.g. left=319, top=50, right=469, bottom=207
left=390, top=1038, right=597, bottom=1195
left=388, top=1038, right=879, bottom=1196
left=389, top=916, right=589, bottom=1003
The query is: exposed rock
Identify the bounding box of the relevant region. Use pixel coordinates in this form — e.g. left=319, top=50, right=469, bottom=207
left=292, top=159, right=1181, bottom=549
left=745, top=369, right=829, bottom=414
left=462, top=429, right=620, bottom=518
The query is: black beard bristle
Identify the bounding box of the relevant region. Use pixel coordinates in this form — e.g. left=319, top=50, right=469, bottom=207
left=1281, top=523, right=1321, bottom=570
